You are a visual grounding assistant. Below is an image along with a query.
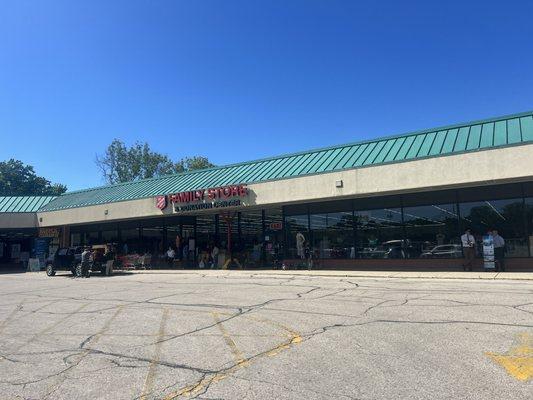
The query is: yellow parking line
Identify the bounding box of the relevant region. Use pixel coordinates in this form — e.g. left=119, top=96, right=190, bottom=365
left=211, top=312, right=246, bottom=365
left=140, top=308, right=170, bottom=400
left=164, top=313, right=302, bottom=399
left=486, top=332, right=533, bottom=381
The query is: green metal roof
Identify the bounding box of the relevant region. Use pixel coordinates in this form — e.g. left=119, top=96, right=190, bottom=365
left=40, top=110, right=533, bottom=212
left=0, top=196, right=57, bottom=213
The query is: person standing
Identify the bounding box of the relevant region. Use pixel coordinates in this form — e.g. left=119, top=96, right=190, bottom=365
left=166, top=246, right=175, bottom=268
left=492, top=229, right=506, bottom=272
left=211, top=243, right=219, bottom=269
left=296, top=232, right=305, bottom=259
left=461, top=228, right=476, bottom=271
left=80, top=246, right=92, bottom=278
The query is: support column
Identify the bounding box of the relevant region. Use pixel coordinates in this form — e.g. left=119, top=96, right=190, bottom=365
left=60, top=225, right=70, bottom=247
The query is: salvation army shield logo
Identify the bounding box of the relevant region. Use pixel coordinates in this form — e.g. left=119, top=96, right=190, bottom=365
left=155, top=195, right=167, bottom=210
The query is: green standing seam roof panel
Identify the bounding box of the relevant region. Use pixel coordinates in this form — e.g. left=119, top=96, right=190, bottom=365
left=480, top=123, right=495, bottom=148
left=382, top=137, right=404, bottom=162
left=366, top=141, right=387, bottom=164
left=340, top=144, right=365, bottom=167
left=493, top=121, right=507, bottom=146
left=394, top=136, right=415, bottom=160
left=0, top=196, right=56, bottom=213
left=467, top=125, right=482, bottom=150
left=406, top=134, right=426, bottom=159
left=507, top=119, right=521, bottom=144
left=353, top=142, right=377, bottom=166
left=521, top=116, right=533, bottom=141
left=441, top=129, right=458, bottom=153
left=454, top=127, right=470, bottom=151
left=38, top=110, right=533, bottom=212
left=373, top=139, right=395, bottom=164
left=418, top=132, right=437, bottom=157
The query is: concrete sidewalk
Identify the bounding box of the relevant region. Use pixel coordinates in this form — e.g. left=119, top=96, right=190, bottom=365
left=133, top=268, right=533, bottom=281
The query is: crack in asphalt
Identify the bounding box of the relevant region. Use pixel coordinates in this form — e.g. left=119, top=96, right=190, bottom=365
left=1, top=272, right=532, bottom=400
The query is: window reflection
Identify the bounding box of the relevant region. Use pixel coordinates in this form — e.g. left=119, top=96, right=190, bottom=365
left=526, top=198, right=533, bottom=256
left=355, top=208, right=405, bottom=258
left=310, top=212, right=354, bottom=259
left=459, top=198, right=528, bottom=257
left=196, top=215, right=216, bottom=253
left=285, top=214, right=308, bottom=259
left=120, top=228, right=140, bottom=254
left=264, top=208, right=283, bottom=265
left=101, top=230, right=118, bottom=244
left=240, top=210, right=264, bottom=265
left=218, top=214, right=238, bottom=252
left=142, top=225, right=165, bottom=255
left=403, top=203, right=461, bottom=258
left=70, top=232, right=82, bottom=246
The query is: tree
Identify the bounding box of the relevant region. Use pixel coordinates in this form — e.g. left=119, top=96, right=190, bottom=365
left=0, top=159, right=67, bottom=196
left=96, top=139, right=215, bottom=185
left=175, top=156, right=215, bottom=173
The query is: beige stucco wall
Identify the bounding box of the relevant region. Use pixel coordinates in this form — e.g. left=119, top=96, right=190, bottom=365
left=0, top=213, right=38, bottom=229
left=37, top=144, right=533, bottom=227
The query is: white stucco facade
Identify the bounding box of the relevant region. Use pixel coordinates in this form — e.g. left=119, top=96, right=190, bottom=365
left=36, top=143, right=533, bottom=227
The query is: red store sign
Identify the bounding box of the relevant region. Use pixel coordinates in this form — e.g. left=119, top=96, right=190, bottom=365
left=169, top=184, right=248, bottom=204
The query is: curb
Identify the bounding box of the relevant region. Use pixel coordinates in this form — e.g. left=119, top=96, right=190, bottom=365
left=129, top=269, right=533, bottom=281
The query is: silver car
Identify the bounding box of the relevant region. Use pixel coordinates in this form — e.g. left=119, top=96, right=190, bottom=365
left=420, top=244, right=462, bottom=259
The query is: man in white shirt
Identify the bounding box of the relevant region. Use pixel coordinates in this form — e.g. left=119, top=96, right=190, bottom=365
left=492, top=229, right=505, bottom=272
left=461, top=228, right=476, bottom=271
left=166, top=246, right=175, bottom=268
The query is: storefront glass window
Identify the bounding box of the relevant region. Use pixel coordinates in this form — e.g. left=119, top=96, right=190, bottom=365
left=355, top=208, right=404, bottom=258
left=101, top=230, right=118, bottom=244
left=181, top=222, right=196, bottom=260
left=166, top=222, right=180, bottom=243
left=70, top=232, right=82, bottom=246
left=218, top=213, right=238, bottom=253
left=403, top=204, right=461, bottom=258
left=522, top=197, right=533, bottom=257
left=85, top=231, right=100, bottom=245
left=459, top=198, right=528, bottom=257
left=310, top=212, right=354, bottom=259
left=141, top=223, right=165, bottom=256
left=285, top=214, right=309, bottom=259
left=264, top=208, right=283, bottom=265
left=196, top=215, right=216, bottom=243
left=196, top=215, right=217, bottom=263
left=240, top=210, right=264, bottom=266
left=120, top=227, right=140, bottom=254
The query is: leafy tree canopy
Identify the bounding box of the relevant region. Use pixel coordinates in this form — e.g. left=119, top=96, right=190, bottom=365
left=96, top=139, right=215, bottom=185
left=0, top=159, right=67, bottom=196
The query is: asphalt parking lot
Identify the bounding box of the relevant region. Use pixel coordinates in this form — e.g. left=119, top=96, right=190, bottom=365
left=0, top=270, right=532, bottom=400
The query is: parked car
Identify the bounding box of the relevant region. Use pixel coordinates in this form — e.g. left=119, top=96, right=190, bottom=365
left=358, top=240, right=419, bottom=259
left=45, top=245, right=112, bottom=277
left=45, top=247, right=83, bottom=276
left=420, top=244, right=463, bottom=259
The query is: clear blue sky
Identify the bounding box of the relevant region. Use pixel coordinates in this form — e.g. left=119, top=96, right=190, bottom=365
left=1, top=1, right=532, bottom=191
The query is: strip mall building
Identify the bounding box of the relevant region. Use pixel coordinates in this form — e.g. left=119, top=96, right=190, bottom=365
left=2, top=111, right=533, bottom=271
